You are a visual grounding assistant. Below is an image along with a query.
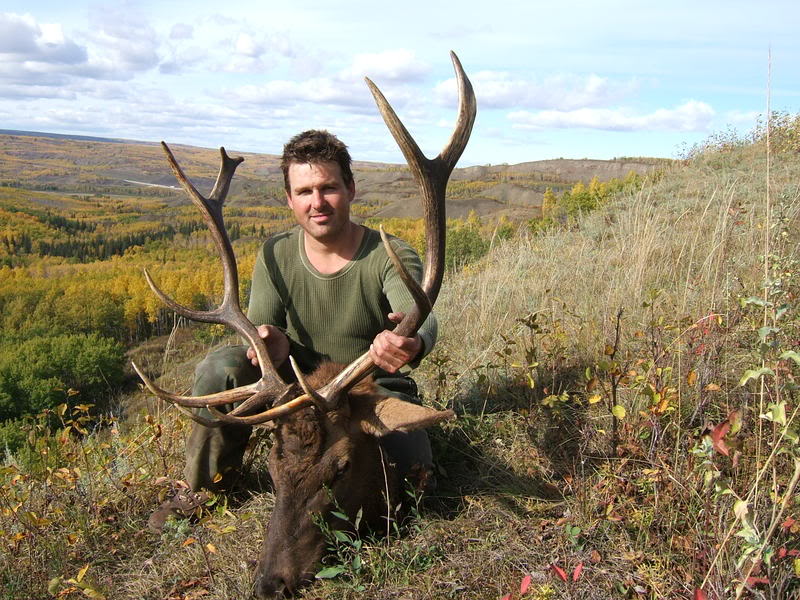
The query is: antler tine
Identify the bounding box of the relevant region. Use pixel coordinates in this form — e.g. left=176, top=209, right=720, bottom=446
left=379, top=226, right=431, bottom=316
left=208, top=146, right=244, bottom=204
left=132, top=361, right=259, bottom=407
left=160, top=142, right=242, bottom=311
left=207, top=390, right=318, bottom=426
left=439, top=52, right=478, bottom=172
left=174, top=404, right=225, bottom=428
left=290, top=356, right=332, bottom=412
left=173, top=398, right=277, bottom=430
left=141, top=268, right=222, bottom=324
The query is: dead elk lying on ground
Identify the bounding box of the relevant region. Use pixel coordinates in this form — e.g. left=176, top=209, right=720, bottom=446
left=132, top=52, right=476, bottom=598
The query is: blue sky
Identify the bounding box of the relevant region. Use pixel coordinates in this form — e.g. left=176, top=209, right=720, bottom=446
left=1, top=1, right=798, bottom=166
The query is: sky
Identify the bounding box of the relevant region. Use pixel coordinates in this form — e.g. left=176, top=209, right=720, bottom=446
left=1, top=1, right=798, bottom=167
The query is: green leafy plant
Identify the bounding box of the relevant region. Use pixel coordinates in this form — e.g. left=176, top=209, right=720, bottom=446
left=314, top=508, right=366, bottom=590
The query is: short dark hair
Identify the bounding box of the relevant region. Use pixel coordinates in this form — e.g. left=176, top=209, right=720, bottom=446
left=280, top=130, right=353, bottom=192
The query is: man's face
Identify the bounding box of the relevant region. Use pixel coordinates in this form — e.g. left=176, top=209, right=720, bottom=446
left=285, top=161, right=355, bottom=244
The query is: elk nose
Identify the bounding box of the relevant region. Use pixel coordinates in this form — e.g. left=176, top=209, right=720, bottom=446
left=253, top=574, right=291, bottom=599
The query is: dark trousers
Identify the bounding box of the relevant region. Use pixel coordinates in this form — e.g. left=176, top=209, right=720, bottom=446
left=184, top=345, right=432, bottom=492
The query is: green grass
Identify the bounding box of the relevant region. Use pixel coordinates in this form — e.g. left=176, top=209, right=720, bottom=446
left=2, top=128, right=800, bottom=599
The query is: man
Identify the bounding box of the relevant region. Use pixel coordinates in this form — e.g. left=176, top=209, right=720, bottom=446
left=149, top=130, right=437, bottom=531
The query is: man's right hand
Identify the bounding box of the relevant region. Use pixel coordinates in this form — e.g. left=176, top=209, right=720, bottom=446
left=247, top=324, right=290, bottom=368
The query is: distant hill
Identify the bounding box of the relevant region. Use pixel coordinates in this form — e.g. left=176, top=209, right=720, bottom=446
left=0, top=129, right=135, bottom=144
left=0, top=131, right=669, bottom=221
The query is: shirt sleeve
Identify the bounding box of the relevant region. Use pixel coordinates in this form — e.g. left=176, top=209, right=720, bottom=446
left=246, top=243, right=286, bottom=328
left=382, top=238, right=438, bottom=366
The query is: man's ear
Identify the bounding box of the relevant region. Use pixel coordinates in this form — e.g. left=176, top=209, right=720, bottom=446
left=352, top=395, right=454, bottom=437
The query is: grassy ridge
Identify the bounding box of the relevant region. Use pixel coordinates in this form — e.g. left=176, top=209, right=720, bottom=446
left=2, top=130, right=799, bottom=599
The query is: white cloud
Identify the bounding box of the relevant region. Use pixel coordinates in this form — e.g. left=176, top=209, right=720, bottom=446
left=0, top=13, right=37, bottom=53
left=0, top=83, right=76, bottom=100
left=0, top=13, right=87, bottom=65
left=235, top=32, right=264, bottom=58
left=341, top=49, right=429, bottom=83
left=86, top=4, right=160, bottom=72
left=217, top=28, right=304, bottom=73
left=0, top=10, right=162, bottom=92
left=222, top=50, right=430, bottom=110
left=723, top=109, right=760, bottom=127
left=170, top=23, right=194, bottom=40
left=509, top=100, right=715, bottom=132
left=436, top=70, right=639, bottom=110
left=227, top=76, right=370, bottom=109
left=158, top=43, right=209, bottom=75
left=38, top=23, right=66, bottom=45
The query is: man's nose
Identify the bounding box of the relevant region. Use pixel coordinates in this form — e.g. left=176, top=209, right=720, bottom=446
left=310, top=189, right=326, bottom=209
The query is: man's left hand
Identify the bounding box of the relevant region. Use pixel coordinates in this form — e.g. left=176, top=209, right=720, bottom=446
left=369, top=312, right=422, bottom=374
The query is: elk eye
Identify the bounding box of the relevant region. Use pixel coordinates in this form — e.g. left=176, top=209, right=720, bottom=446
left=334, top=460, right=350, bottom=480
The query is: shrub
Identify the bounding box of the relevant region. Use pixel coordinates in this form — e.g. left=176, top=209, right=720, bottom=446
left=0, top=333, right=125, bottom=421
left=445, top=215, right=489, bottom=271
left=0, top=416, right=26, bottom=453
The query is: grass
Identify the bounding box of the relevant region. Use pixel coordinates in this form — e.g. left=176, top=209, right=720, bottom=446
left=3, top=128, right=800, bottom=599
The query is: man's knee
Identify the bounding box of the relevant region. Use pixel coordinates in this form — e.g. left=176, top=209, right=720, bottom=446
left=192, top=345, right=259, bottom=396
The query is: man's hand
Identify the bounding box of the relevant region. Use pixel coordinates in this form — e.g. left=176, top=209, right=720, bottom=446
left=246, top=324, right=290, bottom=368
left=369, top=312, right=423, bottom=374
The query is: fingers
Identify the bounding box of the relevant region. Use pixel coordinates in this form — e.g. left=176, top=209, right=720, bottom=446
left=369, top=330, right=421, bottom=373
left=248, top=325, right=288, bottom=367
left=248, top=325, right=267, bottom=366
left=369, top=342, right=400, bottom=373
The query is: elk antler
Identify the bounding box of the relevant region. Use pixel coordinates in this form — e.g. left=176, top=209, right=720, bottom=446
left=134, top=52, right=476, bottom=427
left=131, top=144, right=292, bottom=425
left=317, top=51, right=476, bottom=401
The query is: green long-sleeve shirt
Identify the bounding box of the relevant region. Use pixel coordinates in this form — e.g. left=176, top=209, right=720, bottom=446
left=246, top=226, right=437, bottom=375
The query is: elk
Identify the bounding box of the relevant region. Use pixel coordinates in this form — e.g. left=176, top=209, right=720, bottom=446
left=132, top=52, right=476, bottom=598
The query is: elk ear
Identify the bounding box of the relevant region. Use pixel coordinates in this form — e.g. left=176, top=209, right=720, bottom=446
left=354, top=396, right=454, bottom=437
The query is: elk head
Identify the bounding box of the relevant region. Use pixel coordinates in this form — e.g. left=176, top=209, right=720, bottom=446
left=253, top=363, right=454, bottom=597
left=132, top=51, right=475, bottom=598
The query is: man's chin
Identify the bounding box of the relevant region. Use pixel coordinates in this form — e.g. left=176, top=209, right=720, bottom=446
left=301, top=218, right=352, bottom=244
left=303, top=224, right=336, bottom=242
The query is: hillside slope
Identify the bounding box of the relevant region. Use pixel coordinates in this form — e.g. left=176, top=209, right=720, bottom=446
left=0, top=131, right=664, bottom=220
left=3, top=133, right=798, bottom=599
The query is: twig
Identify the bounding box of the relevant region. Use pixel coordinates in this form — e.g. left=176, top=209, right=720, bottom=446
left=379, top=445, right=391, bottom=541
left=735, top=457, right=800, bottom=599
left=609, top=307, right=624, bottom=454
